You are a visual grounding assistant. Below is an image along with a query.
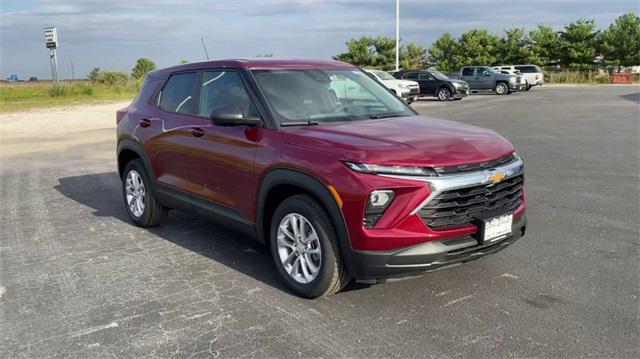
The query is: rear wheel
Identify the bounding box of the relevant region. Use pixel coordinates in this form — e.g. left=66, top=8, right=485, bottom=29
left=437, top=87, right=451, bottom=101
left=270, top=195, right=350, bottom=298
left=495, top=82, right=509, bottom=95
left=122, top=159, right=168, bottom=227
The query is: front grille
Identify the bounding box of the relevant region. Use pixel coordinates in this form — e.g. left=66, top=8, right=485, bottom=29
left=433, top=154, right=516, bottom=176
left=409, top=86, right=420, bottom=95
left=419, top=175, right=524, bottom=230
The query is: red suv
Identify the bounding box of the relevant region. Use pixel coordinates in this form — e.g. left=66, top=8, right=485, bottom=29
left=117, top=59, right=526, bottom=298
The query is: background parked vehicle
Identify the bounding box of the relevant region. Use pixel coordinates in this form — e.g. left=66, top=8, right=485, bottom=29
left=364, top=69, right=419, bottom=103
left=496, top=65, right=544, bottom=90
left=393, top=69, right=469, bottom=101
left=494, top=68, right=528, bottom=90
left=459, top=66, right=521, bottom=95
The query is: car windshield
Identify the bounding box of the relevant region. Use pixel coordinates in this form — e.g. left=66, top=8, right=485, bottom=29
left=428, top=69, right=450, bottom=81
left=372, top=70, right=395, bottom=81
left=252, top=68, right=414, bottom=124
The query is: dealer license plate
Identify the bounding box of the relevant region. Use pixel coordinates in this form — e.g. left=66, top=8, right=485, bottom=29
left=482, top=214, right=513, bottom=243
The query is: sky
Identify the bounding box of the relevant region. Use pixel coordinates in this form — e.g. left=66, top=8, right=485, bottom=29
left=1, top=0, right=638, bottom=80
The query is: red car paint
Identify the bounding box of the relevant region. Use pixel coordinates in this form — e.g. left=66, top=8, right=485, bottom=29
left=117, top=59, right=526, bottom=278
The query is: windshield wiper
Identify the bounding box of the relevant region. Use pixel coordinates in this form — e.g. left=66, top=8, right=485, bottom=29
left=368, top=113, right=407, bottom=119
left=280, top=120, right=320, bottom=127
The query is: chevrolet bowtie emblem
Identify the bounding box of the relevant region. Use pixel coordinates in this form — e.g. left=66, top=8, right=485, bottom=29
left=488, top=172, right=507, bottom=184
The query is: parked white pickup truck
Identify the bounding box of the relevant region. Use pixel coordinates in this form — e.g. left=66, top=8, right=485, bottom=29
left=364, top=69, right=420, bottom=103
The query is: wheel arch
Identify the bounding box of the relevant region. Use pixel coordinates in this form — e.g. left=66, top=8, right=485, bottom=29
left=257, top=168, right=351, bottom=256
left=117, top=139, right=154, bottom=179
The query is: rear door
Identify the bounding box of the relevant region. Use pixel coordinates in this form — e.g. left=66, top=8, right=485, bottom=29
left=460, top=67, right=477, bottom=88
left=140, top=72, right=198, bottom=191
left=403, top=72, right=426, bottom=94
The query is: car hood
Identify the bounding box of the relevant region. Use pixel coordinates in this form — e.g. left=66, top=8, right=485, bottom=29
left=282, top=116, right=514, bottom=167
left=450, top=79, right=469, bottom=86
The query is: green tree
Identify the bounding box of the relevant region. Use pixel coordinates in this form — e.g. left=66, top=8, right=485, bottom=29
left=600, top=13, right=640, bottom=72
left=372, top=37, right=397, bottom=70
left=333, top=37, right=377, bottom=67
left=98, top=71, right=129, bottom=86
left=529, top=24, right=561, bottom=65
left=131, top=58, right=156, bottom=80
left=87, top=67, right=101, bottom=82
left=400, top=43, right=427, bottom=70
left=498, top=28, right=532, bottom=64
left=559, top=19, right=599, bottom=68
left=427, top=33, right=460, bottom=73
left=457, top=29, right=501, bottom=66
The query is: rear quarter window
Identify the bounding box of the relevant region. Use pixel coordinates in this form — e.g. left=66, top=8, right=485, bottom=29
left=515, top=66, right=538, bottom=73
left=159, top=72, right=198, bottom=114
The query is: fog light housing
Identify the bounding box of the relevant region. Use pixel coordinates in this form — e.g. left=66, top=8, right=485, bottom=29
left=363, top=190, right=395, bottom=228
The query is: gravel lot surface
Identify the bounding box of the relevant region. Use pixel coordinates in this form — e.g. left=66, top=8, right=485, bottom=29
left=1, top=86, right=638, bottom=358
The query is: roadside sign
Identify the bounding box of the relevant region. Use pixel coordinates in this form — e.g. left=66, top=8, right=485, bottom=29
left=44, top=27, right=58, bottom=49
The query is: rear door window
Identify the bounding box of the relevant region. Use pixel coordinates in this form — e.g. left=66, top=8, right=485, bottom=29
left=159, top=72, right=197, bottom=114
left=461, top=68, right=474, bottom=76
left=404, top=72, right=419, bottom=80
left=198, top=70, right=258, bottom=117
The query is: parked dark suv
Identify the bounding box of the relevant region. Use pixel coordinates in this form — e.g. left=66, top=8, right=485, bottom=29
left=117, top=59, right=526, bottom=298
left=393, top=69, right=470, bottom=101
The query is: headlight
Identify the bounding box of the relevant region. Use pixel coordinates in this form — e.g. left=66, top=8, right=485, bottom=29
left=398, top=84, right=409, bottom=90
left=509, top=77, right=516, bottom=82
left=452, top=82, right=462, bottom=88
left=345, top=162, right=437, bottom=176
left=364, top=190, right=395, bottom=228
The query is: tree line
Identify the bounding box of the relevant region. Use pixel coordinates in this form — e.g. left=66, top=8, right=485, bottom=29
left=333, top=13, right=640, bottom=73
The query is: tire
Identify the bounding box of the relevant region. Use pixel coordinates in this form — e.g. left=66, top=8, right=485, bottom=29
left=269, top=194, right=350, bottom=298
left=495, top=82, right=509, bottom=95
left=122, top=159, right=168, bottom=227
left=437, top=87, right=451, bottom=101
left=525, top=84, right=532, bottom=91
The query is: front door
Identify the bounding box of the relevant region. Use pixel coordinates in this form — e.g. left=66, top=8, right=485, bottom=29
left=182, top=70, right=261, bottom=220
left=418, top=72, right=438, bottom=96
left=475, top=67, right=494, bottom=89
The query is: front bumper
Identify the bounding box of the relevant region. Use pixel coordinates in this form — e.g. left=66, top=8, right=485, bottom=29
left=453, top=88, right=469, bottom=98
left=346, top=215, right=526, bottom=280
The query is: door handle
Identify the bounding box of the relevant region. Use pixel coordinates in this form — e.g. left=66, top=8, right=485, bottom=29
left=139, top=119, right=151, bottom=128
left=190, top=127, right=205, bottom=138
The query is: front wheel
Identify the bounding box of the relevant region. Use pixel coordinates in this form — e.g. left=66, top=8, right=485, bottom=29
left=437, top=87, right=451, bottom=101
left=495, top=82, right=509, bottom=95
left=525, top=84, right=532, bottom=91
left=270, top=195, right=350, bottom=298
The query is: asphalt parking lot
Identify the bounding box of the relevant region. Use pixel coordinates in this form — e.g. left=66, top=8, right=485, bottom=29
left=1, top=86, right=638, bottom=358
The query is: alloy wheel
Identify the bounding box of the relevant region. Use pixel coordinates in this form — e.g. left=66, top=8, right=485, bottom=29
left=125, top=170, right=146, bottom=217
left=438, top=88, right=450, bottom=101
left=276, top=213, right=322, bottom=284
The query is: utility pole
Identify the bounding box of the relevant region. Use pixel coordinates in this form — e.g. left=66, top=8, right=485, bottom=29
left=70, top=60, right=75, bottom=80
left=201, top=37, right=210, bottom=60
left=395, top=0, right=400, bottom=72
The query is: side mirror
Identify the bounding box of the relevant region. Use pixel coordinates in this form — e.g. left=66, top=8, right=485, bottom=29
left=483, top=71, right=491, bottom=76
left=210, top=104, right=261, bottom=127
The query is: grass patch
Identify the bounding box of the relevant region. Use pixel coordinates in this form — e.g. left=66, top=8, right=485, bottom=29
left=0, top=80, right=138, bottom=112
left=545, top=70, right=640, bottom=84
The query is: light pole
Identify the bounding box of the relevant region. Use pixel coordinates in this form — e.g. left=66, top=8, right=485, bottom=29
left=395, top=0, right=400, bottom=71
